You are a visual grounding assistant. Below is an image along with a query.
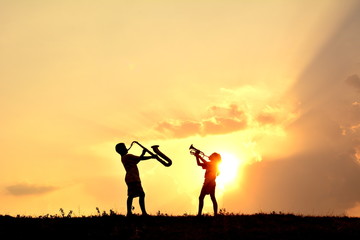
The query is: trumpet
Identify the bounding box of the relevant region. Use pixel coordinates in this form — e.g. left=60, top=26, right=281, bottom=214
left=128, top=141, right=172, bottom=167
left=189, top=144, right=208, bottom=158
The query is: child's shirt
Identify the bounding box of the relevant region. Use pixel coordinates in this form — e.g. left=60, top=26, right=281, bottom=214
left=121, top=154, right=141, bottom=183
left=202, top=161, right=219, bottom=182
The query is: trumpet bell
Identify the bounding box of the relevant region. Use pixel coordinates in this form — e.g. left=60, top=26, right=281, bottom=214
left=189, top=144, right=205, bottom=157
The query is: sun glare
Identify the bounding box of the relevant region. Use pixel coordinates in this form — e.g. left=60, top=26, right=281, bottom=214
left=217, top=152, right=241, bottom=190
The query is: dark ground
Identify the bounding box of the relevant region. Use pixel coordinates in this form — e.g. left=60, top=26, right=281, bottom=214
left=1, top=213, right=360, bottom=240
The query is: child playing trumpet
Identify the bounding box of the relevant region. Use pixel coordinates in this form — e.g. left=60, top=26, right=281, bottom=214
left=192, top=146, right=222, bottom=216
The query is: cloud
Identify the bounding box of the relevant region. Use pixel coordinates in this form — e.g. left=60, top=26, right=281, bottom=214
left=226, top=4, right=360, bottom=215
left=224, top=76, right=360, bottom=215
left=256, top=113, right=277, bottom=125
left=209, top=104, right=244, bottom=118
left=203, top=117, right=247, bottom=135
left=155, top=120, right=202, bottom=138
left=346, top=202, right=360, bottom=217
left=154, top=99, right=298, bottom=139
left=6, top=183, right=57, bottom=196
left=345, top=74, right=360, bottom=91
left=155, top=104, right=248, bottom=138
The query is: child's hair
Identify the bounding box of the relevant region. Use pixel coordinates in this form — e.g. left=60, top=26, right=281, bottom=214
left=115, top=143, right=128, bottom=156
left=209, top=152, right=221, bottom=162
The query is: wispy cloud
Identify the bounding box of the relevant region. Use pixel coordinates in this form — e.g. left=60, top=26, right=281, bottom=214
left=345, top=74, right=360, bottom=91
left=256, top=105, right=298, bottom=126
left=6, top=183, right=57, bottom=196
left=155, top=104, right=248, bottom=138
left=155, top=99, right=298, bottom=139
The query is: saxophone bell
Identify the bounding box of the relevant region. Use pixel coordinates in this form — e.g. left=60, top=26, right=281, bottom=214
left=127, top=141, right=172, bottom=167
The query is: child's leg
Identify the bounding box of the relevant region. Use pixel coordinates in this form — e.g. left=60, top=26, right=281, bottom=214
left=210, top=193, right=218, bottom=216
left=127, top=196, right=134, bottom=216
left=198, top=193, right=205, bottom=216
left=139, top=193, right=148, bottom=216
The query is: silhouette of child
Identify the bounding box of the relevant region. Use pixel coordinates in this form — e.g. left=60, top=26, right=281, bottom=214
left=115, top=143, right=156, bottom=216
left=195, top=151, right=222, bottom=216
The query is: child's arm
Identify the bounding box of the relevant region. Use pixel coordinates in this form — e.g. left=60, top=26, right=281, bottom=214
left=196, top=155, right=207, bottom=166
left=139, top=149, right=157, bottom=161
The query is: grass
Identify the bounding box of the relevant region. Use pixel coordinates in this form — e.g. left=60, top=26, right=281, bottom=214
left=1, top=210, right=360, bottom=239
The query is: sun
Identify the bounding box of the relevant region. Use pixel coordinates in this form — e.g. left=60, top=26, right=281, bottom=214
left=216, top=152, right=241, bottom=190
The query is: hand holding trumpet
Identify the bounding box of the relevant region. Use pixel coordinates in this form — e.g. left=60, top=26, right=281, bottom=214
left=189, top=144, right=207, bottom=158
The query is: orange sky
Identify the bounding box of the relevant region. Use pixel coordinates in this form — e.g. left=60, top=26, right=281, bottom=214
left=1, top=0, right=360, bottom=217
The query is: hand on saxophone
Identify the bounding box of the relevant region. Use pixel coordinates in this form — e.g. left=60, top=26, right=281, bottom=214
left=141, top=149, right=158, bottom=159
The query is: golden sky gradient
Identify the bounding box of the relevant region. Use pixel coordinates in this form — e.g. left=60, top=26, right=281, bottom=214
left=1, top=0, right=360, bottom=216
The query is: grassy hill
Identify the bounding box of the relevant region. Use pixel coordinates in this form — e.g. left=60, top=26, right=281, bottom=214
left=1, top=213, right=360, bottom=239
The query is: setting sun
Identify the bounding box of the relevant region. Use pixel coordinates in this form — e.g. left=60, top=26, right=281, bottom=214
left=216, top=152, right=242, bottom=190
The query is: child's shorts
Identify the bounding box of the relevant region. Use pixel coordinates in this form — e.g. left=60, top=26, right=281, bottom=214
left=127, top=181, right=145, bottom=197
left=201, top=180, right=216, bottom=195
